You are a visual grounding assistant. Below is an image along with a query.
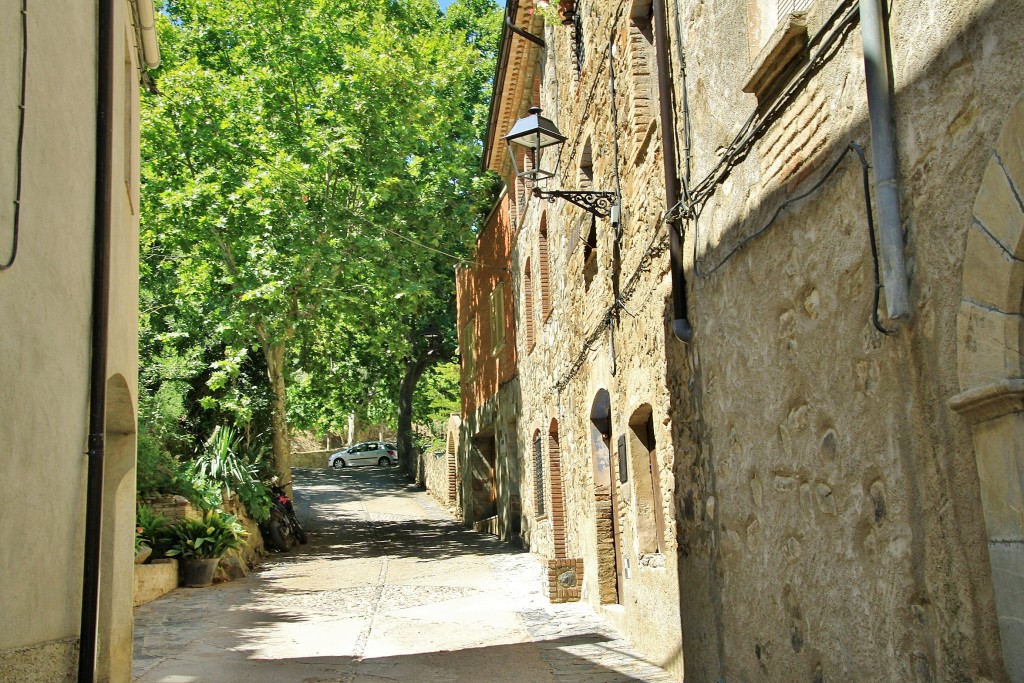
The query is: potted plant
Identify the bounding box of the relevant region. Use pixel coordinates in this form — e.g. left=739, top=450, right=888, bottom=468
left=165, top=510, right=247, bottom=587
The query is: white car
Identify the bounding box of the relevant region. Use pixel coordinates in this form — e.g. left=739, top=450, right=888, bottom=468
left=328, top=442, right=398, bottom=468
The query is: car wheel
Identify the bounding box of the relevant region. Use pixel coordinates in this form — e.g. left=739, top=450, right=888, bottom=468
left=333, top=458, right=346, bottom=469
left=378, top=456, right=391, bottom=467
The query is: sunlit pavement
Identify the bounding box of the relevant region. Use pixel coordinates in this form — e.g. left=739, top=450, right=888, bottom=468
left=132, top=467, right=675, bottom=682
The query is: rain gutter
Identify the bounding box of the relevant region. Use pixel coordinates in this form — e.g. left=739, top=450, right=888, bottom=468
left=652, top=0, right=692, bottom=341
left=859, top=0, right=910, bottom=320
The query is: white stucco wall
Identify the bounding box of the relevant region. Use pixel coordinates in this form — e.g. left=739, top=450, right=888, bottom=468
left=0, top=1, right=145, bottom=680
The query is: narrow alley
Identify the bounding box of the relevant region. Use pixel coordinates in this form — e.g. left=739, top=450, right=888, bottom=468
left=131, top=467, right=675, bottom=683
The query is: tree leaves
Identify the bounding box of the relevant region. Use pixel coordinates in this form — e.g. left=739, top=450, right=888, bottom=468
left=140, top=0, right=501, bottom=466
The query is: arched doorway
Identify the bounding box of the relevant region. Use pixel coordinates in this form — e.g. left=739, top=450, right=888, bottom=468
left=590, top=389, right=623, bottom=604
left=950, top=95, right=1024, bottom=681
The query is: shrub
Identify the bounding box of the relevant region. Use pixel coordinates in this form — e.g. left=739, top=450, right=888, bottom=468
left=165, top=511, right=247, bottom=560
left=135, top=501, right=171, bottom=557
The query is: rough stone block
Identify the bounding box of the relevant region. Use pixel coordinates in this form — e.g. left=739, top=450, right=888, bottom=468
left=961, top=225, right=1022, bottom=311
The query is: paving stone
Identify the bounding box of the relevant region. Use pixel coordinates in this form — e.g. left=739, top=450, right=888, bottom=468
left=133, top=467, right=675, bottom=682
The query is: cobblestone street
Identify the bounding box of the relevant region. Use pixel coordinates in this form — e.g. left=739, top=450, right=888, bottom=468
left=132, top=467, right=676, bottom=682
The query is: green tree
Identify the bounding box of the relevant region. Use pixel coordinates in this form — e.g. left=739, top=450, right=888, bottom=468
left=141, top=0, right=500, bottom=480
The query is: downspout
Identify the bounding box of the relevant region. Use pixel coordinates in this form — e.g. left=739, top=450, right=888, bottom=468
left=652, top=0, right=692, bottom=341
left=859, top=0, right=910, bottom=321
left=78, top=0, right=115, bottom=679
left=506, top=12, right=545, bottom=47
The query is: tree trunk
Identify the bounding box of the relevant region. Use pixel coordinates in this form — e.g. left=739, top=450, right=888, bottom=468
left=258, top=333, right=292, bottom=490
left=397, top=350, right=442, bottom=480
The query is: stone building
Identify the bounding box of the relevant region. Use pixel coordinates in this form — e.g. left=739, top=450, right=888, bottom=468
left=0, top=1, right=158, bottom=680
left=469, top=0, right=1024, bottom=680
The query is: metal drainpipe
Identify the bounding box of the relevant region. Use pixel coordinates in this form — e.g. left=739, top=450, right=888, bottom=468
left=78, top=0, right=115, bottom=679
left=859, top=0, right=910, bottom=320
left=652, top=0, right=692, bottom=341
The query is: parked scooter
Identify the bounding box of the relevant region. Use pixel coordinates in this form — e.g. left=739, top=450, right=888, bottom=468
left=263, top=481, right=308, bottom=552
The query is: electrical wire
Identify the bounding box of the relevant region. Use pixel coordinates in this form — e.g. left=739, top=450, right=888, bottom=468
left=693, top=142, right=895, bottom=335
left=377, top=223, right=509, bottom=273
left=681, top=0, right=859, bottom=216
left=2, top=0, right=27, bottom=271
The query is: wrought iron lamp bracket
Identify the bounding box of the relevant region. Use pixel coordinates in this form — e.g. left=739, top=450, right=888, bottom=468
left=532, top=187, right=618, bottom=218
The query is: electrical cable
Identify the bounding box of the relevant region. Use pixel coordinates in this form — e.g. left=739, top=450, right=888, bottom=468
left=693, top=142, right=895, bottom=335
left=850, top=142, right=896, bottom=335
left=682, top=0, right=859, bottom=216
left=2, top=0, right=27, bottom=271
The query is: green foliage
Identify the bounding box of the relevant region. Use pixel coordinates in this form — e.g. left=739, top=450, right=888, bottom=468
left=136, top=432, right=180, bottom=498
left=135, top=504, right=171, bottom=552
left=412, top=360, right=461, bottom=452
left=165, top=511, right=248, bottom=559
left=188, top=425, right=273, bottom=523
left=139, top=0, right=502, bottom=473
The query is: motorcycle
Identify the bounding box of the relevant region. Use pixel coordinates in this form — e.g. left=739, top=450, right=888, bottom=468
left=263, top=481, right=308, bottom=552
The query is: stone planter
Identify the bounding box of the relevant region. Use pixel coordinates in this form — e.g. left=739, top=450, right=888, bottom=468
left=134, top=559, right=179, bottom=606
left=180, top=558, right=220, bottom=587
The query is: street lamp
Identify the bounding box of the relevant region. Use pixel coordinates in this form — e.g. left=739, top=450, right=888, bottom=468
left=504, top=107, right=619, bottom=224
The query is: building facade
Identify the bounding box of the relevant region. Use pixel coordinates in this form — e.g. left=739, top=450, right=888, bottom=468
left=0, top=1, right=157, bottom=680
left=456, top=191, right=522, bottom=542
left=474, top=0, right=1024, bottom=680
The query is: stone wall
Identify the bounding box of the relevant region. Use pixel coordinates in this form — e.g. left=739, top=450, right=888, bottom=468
left=458, top=379, right=522, bottom=544
left=660, top=0, right=1022, bottom=679
left=133, top=559, right=179, bottom=607
left=487, top=0, right=1024, bottom=679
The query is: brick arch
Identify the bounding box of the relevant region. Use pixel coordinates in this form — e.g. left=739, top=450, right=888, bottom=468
left=951, top=94, right=1024, bottom=681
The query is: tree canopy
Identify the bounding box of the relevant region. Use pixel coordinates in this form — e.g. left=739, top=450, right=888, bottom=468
left=140, top=0, right=501, bottom=477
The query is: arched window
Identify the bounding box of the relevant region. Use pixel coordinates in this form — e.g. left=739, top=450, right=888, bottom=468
left=627, top=0, right=656, bottom=161
left=539, top=216, right=551, bottom=320
left=523, top=258, right=535, bottom=351
left=591, top=389, right=622, bottom=604
left=533, top=429, right=545, bottom=517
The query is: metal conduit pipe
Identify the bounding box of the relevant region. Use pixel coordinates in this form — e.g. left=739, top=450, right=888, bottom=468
left=652, top=0, right=692, bottom=341
left=78, top=0, right=115, bottom=678
left=506, top=12, right=545, bottom=48
left=859, top=0, right=910, bottom=320
left=131, top=0, right=161, bottom=70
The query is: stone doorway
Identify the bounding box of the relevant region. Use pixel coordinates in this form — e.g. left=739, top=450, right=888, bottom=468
left=470, top=430, right=498, bottom=532
left=950, top=94, right=1024, bottom=681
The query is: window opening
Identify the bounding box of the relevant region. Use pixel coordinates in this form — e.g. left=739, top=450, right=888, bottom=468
left=627, top=0, right=656, bottom=161
left=523, top=259, right=535, bottom=350
left=583, top=217, right=598, bottom=289
left=572, top=7, right=585, bottom=81
left=628, top=405, right=664, bottom=555
left=534, top=430, right=545, bottom=516
left=489, top=282, right=506, bottom=353
left=539, top=218, right=552, bottom=320
left=549, top=421, right=567, bottom=557
left=579, top=139, right=594, bottom=189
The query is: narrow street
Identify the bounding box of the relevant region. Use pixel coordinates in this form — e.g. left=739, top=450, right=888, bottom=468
left=132, top=467, right=675, bottom=683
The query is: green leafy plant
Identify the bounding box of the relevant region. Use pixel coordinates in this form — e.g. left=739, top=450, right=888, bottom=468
left=188, top=425, right=272, bottom=523
left=165, top=511, right=247, bottom=560
left=136, top=504, right=171, bottom=551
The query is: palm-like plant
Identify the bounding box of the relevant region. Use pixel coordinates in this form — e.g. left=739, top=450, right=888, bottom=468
left=165, top=511, right=247, bottom=560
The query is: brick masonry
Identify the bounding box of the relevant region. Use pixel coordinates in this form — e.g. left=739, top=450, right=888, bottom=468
left=547, top=557, right=584, bottom=603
